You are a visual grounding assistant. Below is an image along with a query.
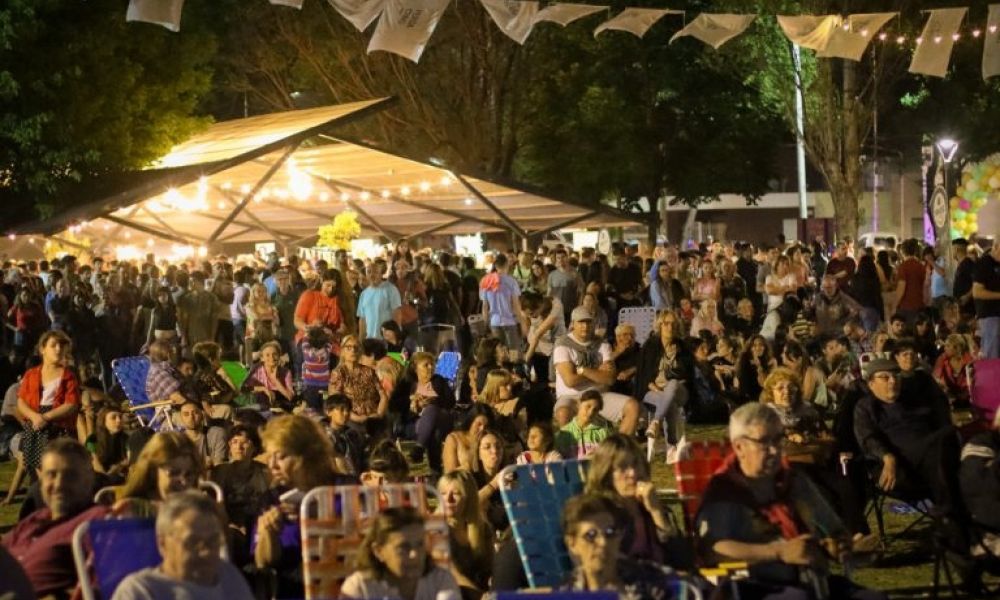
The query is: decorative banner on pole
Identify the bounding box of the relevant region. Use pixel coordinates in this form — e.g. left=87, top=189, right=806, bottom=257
left=126, top=0, right=185, bottom=32
left=328, top=0, right=387, bottom=32
left=533, top=3, right=606, bottom=28
left=910, top=8, right=967, bottom=77
left=670, top=13, right=755, bottom=49
left=594, top=8, right=682, bottom=38
left=269, top=0, right=305, bottom=8
left=817, top=12, right=897, bottom=60
left=367, top=0, right=450, bottom=63
left=984, top=5, right=1000, bottom=80
left=776, top=15, right=840, bottom=51
left=480, top=0, right=540, bottom=45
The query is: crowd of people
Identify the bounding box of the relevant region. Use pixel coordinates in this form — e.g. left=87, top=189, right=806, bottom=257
left=0, top=231, right=998, bottom=600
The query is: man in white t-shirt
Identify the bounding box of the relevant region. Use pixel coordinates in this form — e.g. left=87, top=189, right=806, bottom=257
left=552, top=306, right=640, bottom=434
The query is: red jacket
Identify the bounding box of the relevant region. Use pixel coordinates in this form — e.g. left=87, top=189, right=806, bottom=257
left=18, top=366, right=80, bottom=432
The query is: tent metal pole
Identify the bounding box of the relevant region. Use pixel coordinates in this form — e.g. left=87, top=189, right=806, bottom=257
left=452, top=172, right=528, bottom=238
left=409, top=219, right=464, bottom=239
left=215, top=186, right=295, bottom=245
left=103, top=216, right=198, bottom=245
left=140, top=206, right=194, bottom=242
left=529, top=212, right=598, bottom=239
left=208, top=142, right=301, bottom=243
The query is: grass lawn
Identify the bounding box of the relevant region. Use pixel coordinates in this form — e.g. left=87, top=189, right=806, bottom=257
left=0, top=426, right=988, bottom=598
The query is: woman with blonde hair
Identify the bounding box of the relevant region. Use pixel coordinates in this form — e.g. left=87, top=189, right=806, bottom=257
left=115, top=431, right=204, bottom=513
left=689, top=298, right=725, bottom=337
left=437, top=470, right=493, bottom=593
left=255, top=415, right=352, bottom=598
left=479, top=368, right=519, bottom=417
left=246, top=283, right=279, bottom=340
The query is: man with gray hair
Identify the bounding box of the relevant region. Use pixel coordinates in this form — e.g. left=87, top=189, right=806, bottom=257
left=112, top=491, right=252, bottom=600
left=696, top=403, right=885, bottom=599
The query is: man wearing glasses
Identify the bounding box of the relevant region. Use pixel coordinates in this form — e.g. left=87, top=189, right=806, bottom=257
left=853, top=357, right=967, bottom=556
left=696, top=403, right=885, bottom=599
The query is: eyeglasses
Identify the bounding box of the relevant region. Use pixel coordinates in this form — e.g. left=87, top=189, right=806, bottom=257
left=579, top=526, right=621, bottom=544
left=871, top=373, right=899, bottom=382
left=741, top=435, right=785, bottom=449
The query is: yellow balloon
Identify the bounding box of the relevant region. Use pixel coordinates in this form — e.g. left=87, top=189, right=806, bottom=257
left=950, top=198, right=961, bottom=209
left=957, top=186, right=967, bottom=198
left=968, top=213, right=978, bottom=223
left=963, top=172, right=974, bottom=184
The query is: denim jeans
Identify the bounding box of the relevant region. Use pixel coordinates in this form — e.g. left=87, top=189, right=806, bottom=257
left=980, top=316, right=999, bottom=359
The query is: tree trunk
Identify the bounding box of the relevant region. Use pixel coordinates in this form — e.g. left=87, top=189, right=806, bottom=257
left=829, top=181, right=860, bottom=242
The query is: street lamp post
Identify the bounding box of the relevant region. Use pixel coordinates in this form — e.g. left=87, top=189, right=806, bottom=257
left=935, top=137, right=959, bottom=277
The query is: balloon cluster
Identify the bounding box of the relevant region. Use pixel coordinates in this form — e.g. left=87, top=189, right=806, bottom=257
left=951, top=153, right=1000, bottom=239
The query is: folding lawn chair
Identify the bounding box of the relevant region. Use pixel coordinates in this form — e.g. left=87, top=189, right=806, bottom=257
left=111, top=356, right=176, bottom=431
left=618, top=306, right=657, bottom=344
left=72, top=518, right=161, bottom=600
left=671, top=439, right=731, bottom=535
left=220, top=360, right=254, bottom=407
left=498, top=459, right=590, bottom=588
left=299, top=483, right=448, bottom=600
left=434, top=351, right=462, bottom=388
left=969, top=358, right=1000, bottom=425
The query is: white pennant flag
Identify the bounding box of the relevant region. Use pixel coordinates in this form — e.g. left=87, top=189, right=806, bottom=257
left=328, top=0, right=387, bottom=32
left=909, top=8, right=967, bottom=78
left=367, top=0, right=450, bottom=63
left=983, top=5, right=1000, bottom=80
left=670, top=13, right=755, bottom=49
left=533, top=3, right=606, bottom=28
left=126, top=0, right=185, bottom=32
left=480, top=0, right=539, bottom=45
left=270, top=0, right=305, bottom=8
left=818, top=12, right=897, bottom=60
left=777, top=15, right=840, bottom=51
left=594, top=8, right=681, bottom=38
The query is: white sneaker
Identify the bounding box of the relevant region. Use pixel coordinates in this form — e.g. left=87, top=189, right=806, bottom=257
left=665, top=443, right=678, bottom=465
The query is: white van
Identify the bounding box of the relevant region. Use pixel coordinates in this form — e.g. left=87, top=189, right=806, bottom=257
left=858, top=231, right=899, bottom=250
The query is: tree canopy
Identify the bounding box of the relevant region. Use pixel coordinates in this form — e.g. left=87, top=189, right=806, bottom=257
left=0, top=0, right=215, bottom=217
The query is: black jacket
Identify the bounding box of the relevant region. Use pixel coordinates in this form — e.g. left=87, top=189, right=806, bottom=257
left=853, top=372, right=951, bottom=463
left=634, top=334, right=695, bottom=400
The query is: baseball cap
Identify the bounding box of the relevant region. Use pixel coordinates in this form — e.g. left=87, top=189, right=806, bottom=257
left=570, top=306, right=594, bottom=322
left=862, top=357, right=900, bottom=380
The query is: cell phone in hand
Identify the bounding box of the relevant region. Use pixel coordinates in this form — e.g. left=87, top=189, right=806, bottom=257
left=279, top=488, right=305, bottom=506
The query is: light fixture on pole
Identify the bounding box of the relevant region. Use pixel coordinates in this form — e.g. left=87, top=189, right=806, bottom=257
left=934, top=137, right=959, bottom=274
left=936, top=138, right=959, bottom=164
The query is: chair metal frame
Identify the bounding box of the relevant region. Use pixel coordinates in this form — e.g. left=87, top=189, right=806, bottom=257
left=93, top=480, right=225, bottom=506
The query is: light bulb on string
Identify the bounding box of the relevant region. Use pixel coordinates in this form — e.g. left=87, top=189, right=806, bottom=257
left=221, top=182, right=232, bottom=190
left=401, top=186, right=411, bottom=196
left=878, top=32, right=887, bottom=41
left=240, top=184, right=251, bottom=194
left=319, top=191, right=330, bottom=202
left=419, top=181, right=431, bottom=193
left=896, top=35, right=906, bottom=44
left=916, top=36, right=923, bottom=45
left=28, top=238, right=34, bottom=244
left=340, top=192, right=350, bottom=202
left=860, top=29, right=869, bottom=37
left=973, top=29, right=982, bottom=38
left=7, top=234, right=14, bottom=241
left=464, top=197, right=473, bottom=206
left=360, top=191, right=371, bottom=201
left=439, top=175, right=452, bottom=187
left=951, top=33, right=959, bottom=41
left=991, top=25, right=998, bottom=34
left=380, top=190, right=390, bottom=199
left=933, top=35, right=942, bottom=44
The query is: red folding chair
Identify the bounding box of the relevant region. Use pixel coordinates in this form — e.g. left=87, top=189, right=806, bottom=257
left=672, top=439, right=731, bottom=534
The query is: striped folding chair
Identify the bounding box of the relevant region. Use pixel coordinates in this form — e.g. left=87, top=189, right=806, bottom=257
left=300, top=483, right=449, bottom=600
left=499, top=459, right=590, bottom=588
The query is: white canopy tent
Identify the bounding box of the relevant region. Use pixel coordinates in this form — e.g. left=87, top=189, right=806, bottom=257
left=13, top=97, right=646, bottom=257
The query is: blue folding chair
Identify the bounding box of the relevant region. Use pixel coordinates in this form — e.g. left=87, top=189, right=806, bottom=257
left=434, top=351, right=462, bottom=388
left=112, top=356, right=175, bottom=431
left=72, top=518, right=161, bottom=600
left=498, top=459, right=590, bottom=588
